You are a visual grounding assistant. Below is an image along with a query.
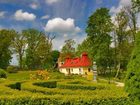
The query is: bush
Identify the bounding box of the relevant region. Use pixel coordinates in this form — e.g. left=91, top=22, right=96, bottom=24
left=125, top=31, right=140, bottom=102
left=6, top=65, right=18, bottom=73
left=33, top=81, right=57, bottom=88
left=57, top=80, right=113, bottom=90
left=0, top=80, right=130, bottom=105
left=8, top=82, right=21, bottom=90
left=0, top=97, right=131, bottom=105
left=30, top=70, right=49, bottom=80
left=0, top=69, right=7, bottom=78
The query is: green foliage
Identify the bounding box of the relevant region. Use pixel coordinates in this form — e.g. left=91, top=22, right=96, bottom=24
left=114, top=9, right=132, bottom=71
left=57, top=80, right=115, bottom=90
left=132, top=0, right=140, bottom=12
left=0, top=72, right=130, bottom=105
left=0, top=69, right=7, bottom=78
left=0, top=96, right=131, bottom=105
left=61, top=39, right=76, bottom=60
left=12, top=32, right=27, bottom=69
left=0, top=80, right=129, bottom=105
left=49, top=71, right=66, bottom=79
left=125, top=31, right=140, bottom=102
left=6, top=65, right=19, bottom=73
left=85, top=8, right=113, bottom=72
left=23, top=29, right=53, bottom=70
left=8, top=82, right=21, bottom=90
left=30, top=70, right=49, bottom=80
left=0, top=29, right=15, bottom=69
left=7, top=71, right=33, bottom=81
left=33, top=81, right=57, bottom=88
left=76, top=37, right=93, bottom=59
left=50, top=50, right=60, bottom=69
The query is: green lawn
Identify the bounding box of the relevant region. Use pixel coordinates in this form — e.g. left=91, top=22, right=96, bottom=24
left=7, top=71, right=35, bottom=81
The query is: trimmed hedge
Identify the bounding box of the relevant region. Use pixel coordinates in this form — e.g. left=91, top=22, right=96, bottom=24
left=0, top=95, right=132, bottom=105
left=57, top=80, right=113, bottom=90
left=8, top=82, right=21, bottom=90
left=57, top=83, right=96, bottom=90
left=33, top=81, right=57, bottom=88
left=0, top=69, right=7, bottom=78
left=0, top=80, right=131, bottom=105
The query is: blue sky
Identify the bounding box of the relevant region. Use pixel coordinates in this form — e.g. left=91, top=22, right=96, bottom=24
left=0, top=0, right=132, bottom=51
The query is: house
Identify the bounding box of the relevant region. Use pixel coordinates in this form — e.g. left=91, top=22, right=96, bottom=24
left=58, top=52, right=93, bottom=75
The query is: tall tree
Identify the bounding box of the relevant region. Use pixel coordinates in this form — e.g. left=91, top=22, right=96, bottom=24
left=35, top=34, right=54, bottom=69
left=61, top=39, right=76, bottom=60
left=124, top=6, right=138, bottom=42
left=76, top=37, right=93, bottom=60
left=125, top=31, right=140, bottom=103
left=23, top=29, right=54, bottom=70
left=114, top=9, right=132, bottom=77
left=0, top=29, right=15, bottom=69
left=23, top=29, right=42, bottom=69
left=86, top=8, right=113, bottom=74
left=12, top=32, right=26, bottom=69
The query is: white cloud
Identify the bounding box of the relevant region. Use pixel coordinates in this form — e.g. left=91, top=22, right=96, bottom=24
left=29, top=2, right=39, bottom=9
left=41, top=15, right=50, bottom=19
left=0, top=11, right=6, bottom=18
left=52, top=33, right=86, bottom=50
left=44, top=18, right=81, bottom=33
left=110, top=0, right=131, bottom=14
left=14, top=9, right=36, bottom=21
left=45, top=0, right=62, bottom=4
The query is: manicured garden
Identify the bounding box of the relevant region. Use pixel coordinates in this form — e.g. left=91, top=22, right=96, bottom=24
left=0, top=70, right=132, bottom=105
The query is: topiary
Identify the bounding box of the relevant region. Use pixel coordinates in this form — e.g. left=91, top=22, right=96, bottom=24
left=125, top=31, right=140, bottom=102
left=0, top=69, right=7, bottom=78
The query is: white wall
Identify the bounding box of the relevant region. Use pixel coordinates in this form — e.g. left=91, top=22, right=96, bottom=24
left=59, top=67, right=83, bottom=75
left=59, top=68, right=68, bottom=74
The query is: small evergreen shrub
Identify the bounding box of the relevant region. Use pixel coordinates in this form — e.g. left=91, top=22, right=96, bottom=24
left=0, top=69, right=7, bottom=78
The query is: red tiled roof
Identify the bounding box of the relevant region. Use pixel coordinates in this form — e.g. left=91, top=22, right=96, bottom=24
left=60, top=52, right=92, bottom=68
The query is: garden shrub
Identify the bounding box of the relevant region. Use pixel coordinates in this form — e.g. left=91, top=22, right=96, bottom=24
left=0, top=80, right=130, bottom=105
left=6, top=65, right=18, bottom=73
left=57, top=83, right=96, bottom=90
left=30, top=70, right=49, bottom=80
left=33, top=81, right=57, bottom=88
left=57, top=80, right=113, bottom=90
left=125, top=31, right=140, bottom=103
left=8, top=82, right=21, bottom=90
left=0, top=96, right=131, bottom=105
left=0, top=69, right=7, bottom=78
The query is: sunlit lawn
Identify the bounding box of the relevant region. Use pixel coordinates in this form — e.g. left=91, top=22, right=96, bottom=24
left=7, top=71, right=35, bottom=81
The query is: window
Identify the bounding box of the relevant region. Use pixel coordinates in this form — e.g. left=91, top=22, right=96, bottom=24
left=79, top=68, right=81, bottom=72
left=71, top=68, right=73, bottom=72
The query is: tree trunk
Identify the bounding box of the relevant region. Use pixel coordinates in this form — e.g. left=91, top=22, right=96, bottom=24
left=19, top=53, right=23, bottom=70
left=115, top=62, right=120, bottom=78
